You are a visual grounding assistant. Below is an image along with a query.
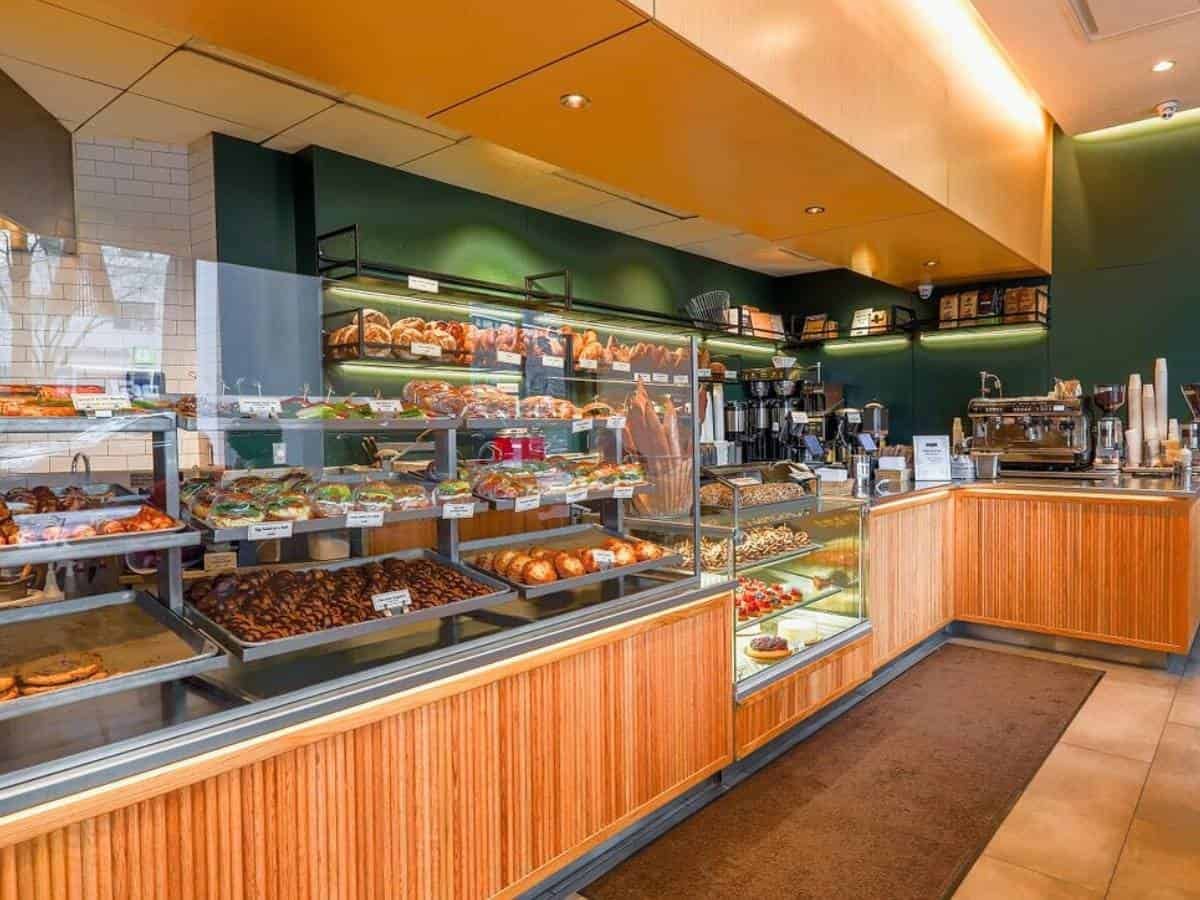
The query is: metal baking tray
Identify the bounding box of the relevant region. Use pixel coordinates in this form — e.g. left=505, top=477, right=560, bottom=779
left=178, top=414, right=459, bottom=432
left=483, top=482, right=652, bottom=510
left=1, top=482, right=141, bottom=510
left=183, top=548, right=517, bottom=662
left=0, top=589, right=226, bottom=722
left=459, top=523, right=685, bottom=599
left=0, top=516, right=198, bottom=567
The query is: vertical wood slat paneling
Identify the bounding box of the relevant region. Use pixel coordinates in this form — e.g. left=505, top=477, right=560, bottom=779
left=953, top=492, right=1192, bottom=652
left=866, top=493, right=955, bottom=668
left=0, top=595, right=732, bottom=900
left=734, top=635, right=873, bottom=759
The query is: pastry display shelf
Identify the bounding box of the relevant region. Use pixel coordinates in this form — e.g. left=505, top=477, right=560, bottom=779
left=461, top=416, right=622, bottom=432
left=0, top=589, right=227, bottom=722
left=735, top=618, right=872, bottom=699
left=0, top=527, right=200, bottom=568
left=734, top=584, right=844, bottom=634
left=700, top=495, right=825, bottom=520
left=178, top=415, right=458, bottom=432
left=185, top=502, right=489, bottom=544
left=322, top=352, right=525, bottom=377
left=732, top=541, right=826, bottom=575
left=482, top=482, right=654, bottom=511
left=460, top=523, right=686, bottom=600
left=0, top=413, right=177, bottom=433
left=183, top=549, right=516, bottom=662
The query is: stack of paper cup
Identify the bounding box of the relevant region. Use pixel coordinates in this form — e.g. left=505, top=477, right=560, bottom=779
left=1155, top=358, right=1169, bottom=442
left=1143, top=385, right=1160, bottom=463
left=1128, top=373, right=1143, bottom=457
left=1127, top=429, right=1143, bottom=467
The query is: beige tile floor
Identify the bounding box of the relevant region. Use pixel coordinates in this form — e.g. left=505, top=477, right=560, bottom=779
left=574, top=637, right=1200, bottom=900
left=952, top=637, right=1200, bottom=900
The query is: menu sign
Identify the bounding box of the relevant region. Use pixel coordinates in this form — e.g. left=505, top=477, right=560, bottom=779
left=913, top=435, right=952, bottom=482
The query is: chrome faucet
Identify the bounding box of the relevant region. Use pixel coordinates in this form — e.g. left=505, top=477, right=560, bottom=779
left=70, top=452, right=91, bottom=479
left=979, top=371, right=1004, bottom=398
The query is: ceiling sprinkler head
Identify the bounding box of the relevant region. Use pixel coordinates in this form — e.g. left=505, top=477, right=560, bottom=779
left=1155, top=99, right=1181, bottom=120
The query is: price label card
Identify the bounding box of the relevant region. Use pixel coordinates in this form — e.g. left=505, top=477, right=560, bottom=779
left=725, top=370, right=739, bottom=381
left=728, top=475, right=763, bottom=487
left=697, top=368, right=712, bottom=378
left=410, top=342, right=442, bottom=358
left=72, top=393, right=131, bottom=413
left=442, top=501, right=475, bottom=520
left=498, top=383, right=520, bottom=394
left=816, top=467, right=849, bottom=483
left=633, top=372, right=651, bottom=383
left=591, top=548, right=615, bottom=569
left=578, top=358, right=598, bottom=371
left=652, top=372, right=669, bottom=384
left=346, top=510, right=385, bottom=528
left=372, top=589, right=413, bottom=614
left=203, top=551, right=237, bottom=574
left=247, top=521, right=293, bottom=540
left=367, top=399, right=402, bottom=415
left=94, top=409, right=113, bottom=418
left=407, top=275, right=439, bottom=294
left=673, top=374, right=689, bottom=386
left=540, top=355, right=565, bottom=369
left=790, top=411, right=809, bottom=424
left=606, top=415, right=626, bottom=430
left=564, top=487, right=589, bottom=504
left=571, top=418, right=594, bottom=433
left=612, top=485, right=635, bottom=500
left=514, top=494, right=541, bottom=512
left=236, top=397, right=282, bottom=418
left=772, top=355, right=797, bottom=369
left=496, top=350, right=522, bottom=366
left=612, top=361, right=631, bottom=373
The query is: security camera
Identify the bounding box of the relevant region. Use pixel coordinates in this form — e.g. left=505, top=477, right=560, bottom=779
left=917, top=282, right=934, bottom=301
left=1155, top=100, right=1180, bottom=120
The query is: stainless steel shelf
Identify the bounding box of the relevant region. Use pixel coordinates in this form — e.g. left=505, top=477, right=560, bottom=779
left=0, top=413, right=176, bottom=433
left=187, top=502, right=488, bottom=543
left=0, top=590, right=227, bottom=723
left=178, top=415, right=457, bottom=432
left=0, top=528, right=200, bottom=567
left=183, top=549, right=517, bottom=662
left=735, top=541, right=826, bottom=575
left=483, top=482, right=652, bottom=510
left=461, top=416, right=619, bottom=431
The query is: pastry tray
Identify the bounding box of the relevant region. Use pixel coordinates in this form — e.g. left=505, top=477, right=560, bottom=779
left=0, top=511, right=198, bottom=566
left=1, top=482, right=141, bottom=510
left=183, top=548, right=517, bottom=662
left=0, top=589, right=226, bottom=722
left=459, top=523, right=685, bottom=599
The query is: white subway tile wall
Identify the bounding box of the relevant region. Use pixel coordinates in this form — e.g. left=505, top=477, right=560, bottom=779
left=0, top=134, right=213, bottom=475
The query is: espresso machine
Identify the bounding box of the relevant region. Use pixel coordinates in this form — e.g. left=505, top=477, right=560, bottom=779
left=967, top=396, right=1092, bottom=470
left=1091, top=384, right=1126, bottom=469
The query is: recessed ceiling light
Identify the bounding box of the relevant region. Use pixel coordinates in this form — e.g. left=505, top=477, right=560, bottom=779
left=559, top=92, right=591, bottom=110
left=1152, top=59, right=1176, bottom=73
left=924, top=259, right=939, bottom=268
left=804, top=205, right=825, bottom=215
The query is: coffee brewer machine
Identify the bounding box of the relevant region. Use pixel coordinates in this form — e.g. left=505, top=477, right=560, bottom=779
left=1092, top=383, right=1126, bottom=469
left=832, top=407, right=863, bottom=465
left=744, top=373, right=775, bottom=462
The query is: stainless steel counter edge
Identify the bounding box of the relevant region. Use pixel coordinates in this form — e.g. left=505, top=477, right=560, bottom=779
left=0, top=576, right=733, bottom=819
left=868, top=474, right=1200, bottom=508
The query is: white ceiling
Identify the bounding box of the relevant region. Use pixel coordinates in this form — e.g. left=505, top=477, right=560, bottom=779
left=972, top=0, right=1200, bottom=134
left=0, top=0, right=832, bottom=276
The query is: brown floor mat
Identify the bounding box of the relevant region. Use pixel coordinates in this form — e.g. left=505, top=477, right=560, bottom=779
left=586, top=643, right=1102, bottom=900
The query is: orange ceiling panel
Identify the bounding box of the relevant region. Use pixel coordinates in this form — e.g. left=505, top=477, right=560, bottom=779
left=98, top=0, right=647, bottom=115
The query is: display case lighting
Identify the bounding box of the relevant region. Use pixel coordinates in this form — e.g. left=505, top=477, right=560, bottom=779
left=823, top=336, right=910, bottom=353
left=702, top=338, right=780, bottom=354
left=336, top=363, right=522, bottom=382
left=533, top=314, right=690, bottom=344
left=919, top=325, right=1045, bottom=346
left=325, top=285, right=525, bottom=322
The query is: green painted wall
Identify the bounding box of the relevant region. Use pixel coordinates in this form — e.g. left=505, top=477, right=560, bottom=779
left=212, top=134, right=299, bottom=273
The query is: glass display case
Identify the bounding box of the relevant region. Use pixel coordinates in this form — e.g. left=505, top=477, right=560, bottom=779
left=630, top=461, right=866, bottom=692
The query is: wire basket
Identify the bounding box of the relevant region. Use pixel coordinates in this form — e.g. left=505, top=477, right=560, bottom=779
left=685, top=290, right=731, bottom=328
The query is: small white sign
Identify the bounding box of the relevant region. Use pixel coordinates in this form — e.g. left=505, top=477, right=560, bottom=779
left=247, top=521, right=293, bottom=540
left=697, top=368, right=712, bottom=378
left=514, top=494, right=541, bottom=512
left=346, top=510, right=385, bottom=528
left=591, top=548, right=615, bottom=569
left=564, top=487, right=589, bottom=504
left=236, top=398, right=282, bottom=418
left=71, top=393, right=131, bottom=413
left=633, top=372, right=651, bottom=383
left=913, top=435, right=952, bottom=482
left=571, top=418, right=594, bottom=433
left=728, top=475, right=762, bottom=487
left=578, top=358, right=598, bottom=371
left=612, top=361, right=632, bottom=373
left=815, top=467, right=848, bottom=483
left=496, top=350, right=522, bottom=366
left=606, top=415, right=626, bottom=430
left=272, top=442, right=287, bottom=464
left=407, top=276, right=439, bottom=294
left=613, top=485, right=635, bottom=500
left=772, top=356, right=797, bottom=369
left=372, top=589, right=413, bottom=614
left=409, top=342, right=442, bottom=358
left=652, top=372, right=669, bottom=384
left=673, top=375, right=689, bottom=386
left=442, top=501, right=475, bottom=519
left=203, top=551, right=237, bottom=574
left=540, top=355, right=565, bottom=369
left=725, top=370, right=739, bottom=381
left=498, top=383, right=520, bottom=394
left=878, top=457, right=907, bottom=472
left=367, top=399, right=403, bottom=415
left=790, top=411, right=809, bottom=425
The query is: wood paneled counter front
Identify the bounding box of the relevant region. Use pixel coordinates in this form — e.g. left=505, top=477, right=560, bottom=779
left=0, top=592, right=733, bottom=900
left=868, top=482, right=1200, bottom=667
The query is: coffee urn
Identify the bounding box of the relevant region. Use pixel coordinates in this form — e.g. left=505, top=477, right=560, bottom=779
left=724, top=401, right=748, bottom=464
